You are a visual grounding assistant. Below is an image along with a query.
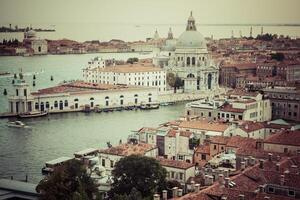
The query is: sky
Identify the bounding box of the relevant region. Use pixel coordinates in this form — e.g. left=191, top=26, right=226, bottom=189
left=0, top=0, right=300, bottom=25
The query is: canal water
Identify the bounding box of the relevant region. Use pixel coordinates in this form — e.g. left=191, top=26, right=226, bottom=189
left=0, top=53, right=185, bottom=183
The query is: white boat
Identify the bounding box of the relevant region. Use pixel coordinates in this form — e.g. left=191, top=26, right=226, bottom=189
left=19, top=111, right=48, bottom=118
left=7, top=121, right=27, bottom=128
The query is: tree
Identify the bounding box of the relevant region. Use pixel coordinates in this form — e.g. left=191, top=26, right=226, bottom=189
left=126, top=57, right=139, bottom=64
left=271, top=53, right=285, bottom=61
left=166, top=72, right=183, bottom=93
left=36, top=159, right=100, bottom=200
left=109, top=155, right=167, bottom=199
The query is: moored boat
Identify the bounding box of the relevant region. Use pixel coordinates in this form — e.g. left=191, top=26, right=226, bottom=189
left=18, top=111, right=48, bottom=118
left=140, top=102, right=160, bottom=110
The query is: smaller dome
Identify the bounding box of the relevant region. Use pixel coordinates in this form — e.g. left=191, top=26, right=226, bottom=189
left=25, top=29, right=36, bottom=38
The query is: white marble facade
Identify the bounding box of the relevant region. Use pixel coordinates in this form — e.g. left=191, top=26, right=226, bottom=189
left=154, top=12, right=219, bottom=93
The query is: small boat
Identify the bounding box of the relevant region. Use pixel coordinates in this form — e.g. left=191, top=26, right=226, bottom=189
left=7, top=121, right=28, bottom=128
left=18, top=111, right=48, bottom=118
left=140, top=102, right=160, bottom=110
left=103, top=108, right=114, bottom=112
left=115, top=107, right=123, bottom=111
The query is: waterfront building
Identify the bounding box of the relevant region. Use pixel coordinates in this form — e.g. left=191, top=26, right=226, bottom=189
left=263, top=87, right=300, bottom=122
left=154, top=12, right=219, bottom=93
left=82, top=59, right=166, bottom=92
left=8, top=79, right=158, bottom=114
left=98, top=143, right=158, bottom=175
left=23, top=29, right=48, bottom=55
left=186, top=90, right=272, bottom=122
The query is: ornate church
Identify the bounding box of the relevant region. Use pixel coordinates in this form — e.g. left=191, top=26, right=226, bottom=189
left=153, top=12, right=219, bottom=93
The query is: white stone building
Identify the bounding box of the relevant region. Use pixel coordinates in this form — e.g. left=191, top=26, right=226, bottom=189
left=164, top=129, right=194, bottom=162
left=154, top=12, right=219, bottom=93
left=98, top=143, right=158, bottom=175
left=23, top=29, right=48, bottom=55
left=8, top=79, right=158, bottom=114
left=83, top=60, right=166, bottom=92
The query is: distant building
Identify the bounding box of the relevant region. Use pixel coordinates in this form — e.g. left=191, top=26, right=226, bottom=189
left=23, top=29, right=47, bottom=55
left=83, top=58, right=166, bottom=92
left=263, top=87, right=300, bottom=122
left=8, top=79, right=158, bottom=114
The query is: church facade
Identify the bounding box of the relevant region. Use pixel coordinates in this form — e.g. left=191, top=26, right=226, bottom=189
left=154, top=12, right=219, bottom=93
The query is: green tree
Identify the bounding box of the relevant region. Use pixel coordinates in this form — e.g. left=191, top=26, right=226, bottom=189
left=126, top=57, right=139, bottom=64
left=36, top=159, right=100, bottom=200
left=166, top=72, right=183, bottom=93
left=109, top=155, right=167, bottom=199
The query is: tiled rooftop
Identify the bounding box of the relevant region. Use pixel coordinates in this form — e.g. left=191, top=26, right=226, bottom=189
left=179, top=120, right=229, bottom=132
left=264, top=130, right=300, bottom=146
left=99, top=143, right=156, bottom=156
left=157, top=158, right=194, bottom=169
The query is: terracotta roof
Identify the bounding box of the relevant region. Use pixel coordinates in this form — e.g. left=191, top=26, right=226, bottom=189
left=239, top=122, right=265, bottom=133
left=195, top=144, right=210, bottom=154
left=226, top=136, right=257, bottom=149
left=157, top=158, right=194, bottom=169
left=179, top=120, right=229, bottom=132
left=31, top=81, right=140, bottom=95
left=99, top=143, right=156, bottom=156
left=222, top=62, right=258, bottom=69
left=220, top=104, right=245, bottom=113
left=166, top=129, right=193, bottom=138
left=209, top=136, right=230, bottom=145
left=90, top=63, right=163, bottom=73
left=264, top=130, right=300, bottom=146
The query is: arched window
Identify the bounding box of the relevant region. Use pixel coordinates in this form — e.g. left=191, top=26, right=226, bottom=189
left=187, top=57, right=190, bottom=65
left=120, top=95, right=124, bottom=98
left=105, top=96, right=109, bottom=100
left=208, top=73, right=212, bottom=90
left=64, top=100, right=68, bottom=107
left=134, top=94, right=138, bottom=97
left=74, top=98, right=79, bottom=102
left=54, top=101, right=58, bottom=108
left=187, top=73, right=195, bottom=78
left=90, top=97, right=94, bottom=101
left=192, top=57, right=196, bottom=65
left=46, top=102, right=50, bottom=109
left=38, top=46, right=41, bottom=52
left=59, top=100, right=63, bottom=110
left=35, top=102, right=39, bottom=110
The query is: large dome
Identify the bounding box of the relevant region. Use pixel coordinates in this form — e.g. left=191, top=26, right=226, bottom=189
left=176, top=30, right=207, bottom=49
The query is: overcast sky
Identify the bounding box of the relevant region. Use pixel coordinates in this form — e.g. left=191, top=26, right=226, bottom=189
left=0, top=0, right=299, bottom=25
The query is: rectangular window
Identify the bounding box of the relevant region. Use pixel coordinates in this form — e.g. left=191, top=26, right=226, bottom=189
left=214, top=145, right=217, bottom=150
left=24, top=89, right=27, bottom=96
left=201, top=154, right=206, bottom=160
left=110, top=160, right=114, bottom=168
left=102, top=159, right=105, bottom=167
left=179, top=173, right=183, bottom=180
left=171, top=172, right=175, bottom=178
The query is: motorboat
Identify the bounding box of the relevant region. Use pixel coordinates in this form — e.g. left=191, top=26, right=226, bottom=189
left=140, top=102, right=160, bottom=110
left=6, top=120, right=28, bottom=128
left=18, top=111, right=48, bottom=118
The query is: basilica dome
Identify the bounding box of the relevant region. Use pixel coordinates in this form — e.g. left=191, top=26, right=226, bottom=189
left=176, top=11, right=207, bottom=49
left=176, top=31, right=207, bottom=49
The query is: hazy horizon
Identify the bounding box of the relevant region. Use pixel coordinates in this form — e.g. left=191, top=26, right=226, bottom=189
left=0, top=0, right=300, bottom=25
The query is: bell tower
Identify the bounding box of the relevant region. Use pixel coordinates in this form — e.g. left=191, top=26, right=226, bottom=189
left=167, top=27, right=173, bottom=39
left=186, top=11, right=197, bottom=31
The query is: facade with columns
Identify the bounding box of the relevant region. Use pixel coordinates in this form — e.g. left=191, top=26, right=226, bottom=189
left=154, top=12, right=219, bottom=93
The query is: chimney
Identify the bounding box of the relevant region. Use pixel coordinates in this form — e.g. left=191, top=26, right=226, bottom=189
left=244, top=158, right=249, bottom=167
left=162, top=190, right=167, bottom=200
left=249, top=156, right=256, bottom=166
left=219, top=174, right=224, bottom=186
left=225, top=177, right=230, bottom=188
left=241, top=161, right=246, bottom=170
left=276, top=163, right=280, bottom=171
left=208, top=176, right=214, bottom=185
left=195, top=184, right=200, bottom=192
left=280, top=175, right=285, bottom=186
left=276, top=155, right=281, bottom=161
left=259, top=159, right=264, bottom=169
left=153, top=194, right=160, bottom=200
left=224, top=169, right=229, bottom=177
left=190, top=180, right=195, bottom=191
left=172, top=187, right=178, bottom=198
left=178, top=189, right=183, bottom=197
left=268, top=153, right=272, bottom=161
left=238, top=194, right=245, bottom=200
left=291, top=165, right=298, bottom=174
